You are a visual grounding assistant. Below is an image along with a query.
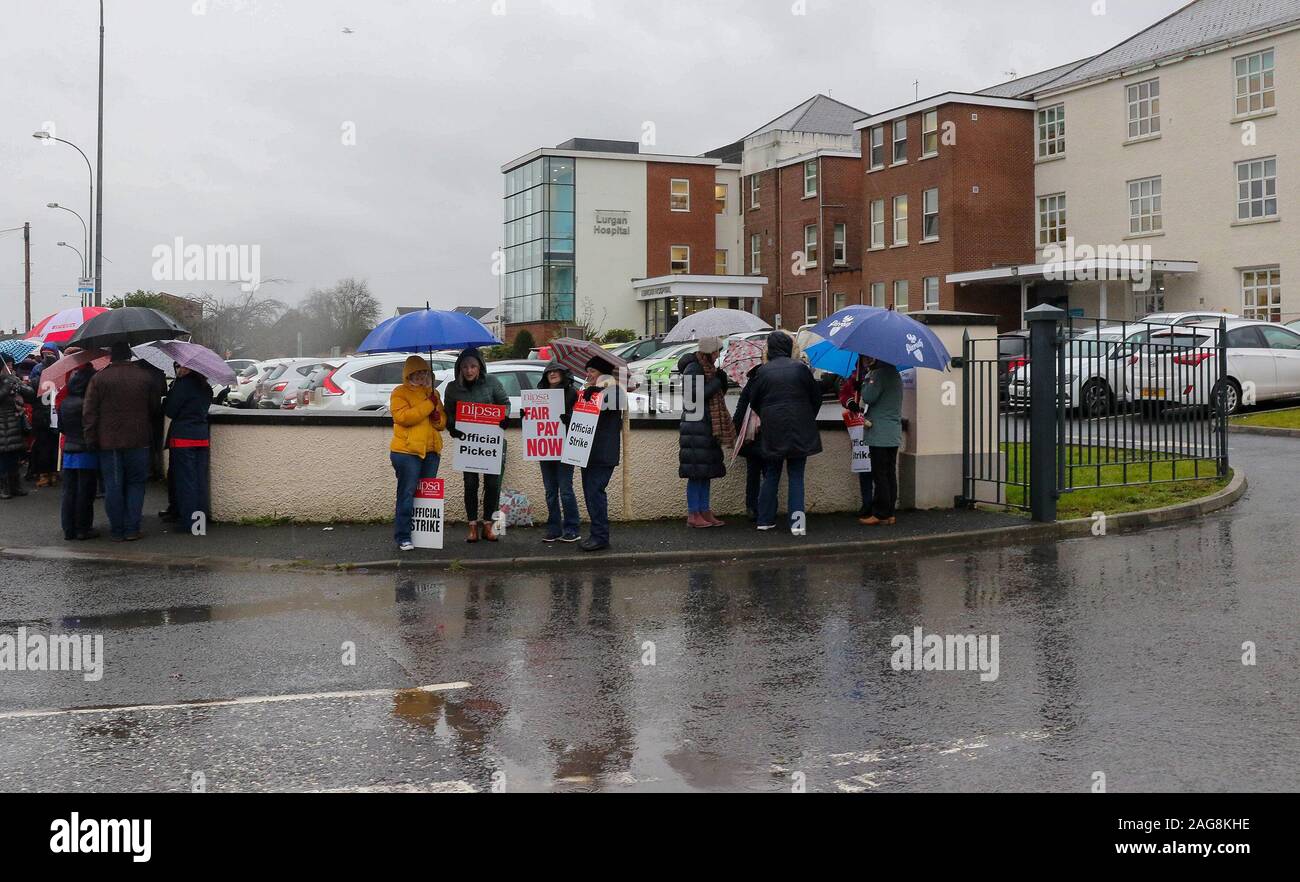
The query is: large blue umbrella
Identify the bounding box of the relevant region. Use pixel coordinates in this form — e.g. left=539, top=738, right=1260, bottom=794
left=801, top=337, right=859, bottom=377
left=356, top=308, right=500, bottom=354
left=0, top=338, right=39, bottom=362
left=810, top=306, right=951, bottom=371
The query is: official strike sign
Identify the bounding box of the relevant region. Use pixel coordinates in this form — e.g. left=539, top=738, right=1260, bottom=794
left=844, top=410, right=872, bottom=473
left=560, top=391, right=602, bottom=469
left=412, top=478, right=445, bottom=549
left=453, top=401, right=507, bottom=475
left=521, top=388, right=564, bottom=461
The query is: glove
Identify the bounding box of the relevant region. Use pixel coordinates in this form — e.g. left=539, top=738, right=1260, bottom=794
left=582, top=387, right=598, bottom=402
left=448, top=428, right=465, bottom=440
left=846, top=400, right=861, bottom=415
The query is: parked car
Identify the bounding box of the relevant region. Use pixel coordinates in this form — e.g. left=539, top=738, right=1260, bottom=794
left=628, top=341, right=699, bottom=389
left=314, top=352, right=458, bottom=410
left=224, top=358, right=257, bottom=375
left=225, top=362, right=267, bottom=407
left=257, top=358, right=333, bottom=409
left=605, top=336, right=665, bottom=362
left=239, top=358, right=299, bottom=408
left=1126, top=319, right=1300, bottom=414
left=1286, top=318, right=1300, bottom=333
left=292, top=362, right=341, bottom=409
left=1008, top=326, right=1159, bottom=416
left=526, top=346, right=554, bottom=361
left=997, top=331, right=1030, bottom=402
left=1135, top=310, right=1239, bottom=326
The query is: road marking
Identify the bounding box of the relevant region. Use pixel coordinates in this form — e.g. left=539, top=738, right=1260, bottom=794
left=312, top=781, right=477, bottom=794
left=0, top=682, right=472, bottom=722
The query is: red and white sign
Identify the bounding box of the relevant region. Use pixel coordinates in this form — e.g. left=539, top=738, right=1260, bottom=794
left=412, top=478, right=445, bottom=549
left=521, top=388, right=564, bottom=461
left=452, top=401, right=507, bottom=474
left=843, top=410, right=871, bottom=473
left=842, top=409, right=866, bottom=442
left=561, top=391, right=602, bottom=469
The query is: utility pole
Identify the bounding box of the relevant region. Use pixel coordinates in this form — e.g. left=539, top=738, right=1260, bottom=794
left=24, top=223, right=32, bottom=331
left=94, top=0, right=105, bottom=307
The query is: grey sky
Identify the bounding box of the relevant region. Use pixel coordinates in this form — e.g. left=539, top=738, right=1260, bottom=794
left=1, top=0, right=1185, bottom=332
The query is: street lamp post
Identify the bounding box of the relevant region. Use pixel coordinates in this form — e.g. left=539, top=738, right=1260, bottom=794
left=32, top=132, right=93, bottom=302
left=57, top=241, right=87, bottom=288
left=95, top=0, right=104, bottom=308
left=47, top=203, right=89, bottom=271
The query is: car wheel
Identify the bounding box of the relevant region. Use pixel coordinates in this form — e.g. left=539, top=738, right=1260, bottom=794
left=1212, top=378, right=1242, bottom=417
left=1080, top=379, right=1112, bottom=418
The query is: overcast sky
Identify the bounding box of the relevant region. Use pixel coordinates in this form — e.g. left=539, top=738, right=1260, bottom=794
left=1, top=0, right=1186, bottom=332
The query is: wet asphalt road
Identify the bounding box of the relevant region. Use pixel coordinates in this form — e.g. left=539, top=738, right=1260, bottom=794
left=0, top=432, right=1296, bottom=793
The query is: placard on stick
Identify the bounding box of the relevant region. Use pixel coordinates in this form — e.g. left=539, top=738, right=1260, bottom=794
left=453, top=402, right=507, bottom=474
left=561, top=391, right=602, bottom=468
left=412, top=478, right=445, bottom=549
left=521, top=388, right=564, bottom=461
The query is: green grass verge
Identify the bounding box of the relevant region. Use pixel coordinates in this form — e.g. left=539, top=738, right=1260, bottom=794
left=1231, top=407, right=1300, bottom=430
left=999, top=444, right=1230, bottom=519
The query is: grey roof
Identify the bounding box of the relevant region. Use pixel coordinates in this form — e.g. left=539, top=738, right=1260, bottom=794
left=976, top=58, right=1095, bottom=98
left=744, top=94, right=869, bottom=139
left=1035, top=0, right=1300, bottom=93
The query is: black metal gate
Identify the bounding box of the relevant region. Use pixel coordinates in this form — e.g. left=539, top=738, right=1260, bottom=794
left=961, top=309, right=1230, bottom=520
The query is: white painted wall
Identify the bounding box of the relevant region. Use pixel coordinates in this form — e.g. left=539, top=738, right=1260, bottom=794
left=574, top=157, right=647, bottom=334
left=1035, top=27, right=1299, bottom=322
left=715, top=167, right=743, bottom=274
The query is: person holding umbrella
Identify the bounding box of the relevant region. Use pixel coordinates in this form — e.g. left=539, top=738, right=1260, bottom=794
left=839, top=356, right=874, bottom=519
left=746, top=331, right=823, bottom=533
left=857, top=357, right=903, bottom=526
left=388, top=355, right=446, bottom=552
left=84, top=342, right=162, bottom=541
left=677, top=336, right=732, bottom=528
left=534, top=362, right=580, bottom=543
left=0, top=352, right=37, bottom=500
left=161, top=362, right=216, bottom=535
left=577, top=356, right=625, bottom=552
left=444, top=347, right=509, bottom=543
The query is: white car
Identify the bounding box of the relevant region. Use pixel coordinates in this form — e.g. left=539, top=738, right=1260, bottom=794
left=228, top=358, right=296, bottom=408
left=1008, top=326, right=1153, bottom=416
left=1135, top=310, right=1239, bottom=327
left=313, top=352, right=458, bottom=410
left=1126, top=319, right=1300, bottom=414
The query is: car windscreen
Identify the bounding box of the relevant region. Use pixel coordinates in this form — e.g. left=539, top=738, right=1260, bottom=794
left=1148, top=332, right=1212, bottom=349
left=1065, top=336, right=1122, bottom=358
left=997, top=337, right=1026, bottom=357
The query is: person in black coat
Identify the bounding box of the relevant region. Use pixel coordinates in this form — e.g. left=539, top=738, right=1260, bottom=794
left=578, top=356, right=625, bottom=553
left=746, top=330, right=823, bottom=532
left=0, top=353, right=37, bottom=500
left=57, top=366, right=100, bottom=540
left=161, top=367, right=214, bottom=534
left=534, top=361, right=580, bottom=543
left=678, top=337, right=731, bottom=528
left=731, top=363, right=763, bottom=521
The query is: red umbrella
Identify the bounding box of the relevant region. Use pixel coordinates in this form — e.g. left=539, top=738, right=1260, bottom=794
left=24, top=306, right=110, bottom=346
left=36, top=348, right=111, bottom=395
left=722, top=338, right=764, bottom=387
left=546, top=338, right=630, bottom=376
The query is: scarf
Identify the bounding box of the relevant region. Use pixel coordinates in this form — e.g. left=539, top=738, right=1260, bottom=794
left=701, top=360, right=736, bottom=449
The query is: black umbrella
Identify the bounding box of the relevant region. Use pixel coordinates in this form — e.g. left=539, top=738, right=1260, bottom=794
left=67, top=306, right=189, bottom=350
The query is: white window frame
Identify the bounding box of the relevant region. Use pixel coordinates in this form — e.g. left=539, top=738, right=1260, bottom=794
left=1241, top=266, right=1282, bottom=322
left=803, top=159, right=818, bottom=197
left=832, top=291, right=848, bottom=312
left=892, top=194, right=908, bottom=245
left=833, top=223, right=847, bottom=265
left=922, top=110, right=939, bottom=157
left=804, top=223, right=819, bottom=267
left=804, top=295, right=819, bottom=325
left=870, top=200, right=885, bottom=248
left=715, top=183, right=728, bottom=215
left=750, top=233, right=761, bottom=273
left=1234, top=48, right=1275, bottom=117
left=1236, top=157, right=1278, bottom=221
left=869, top=126, right=885, bottom=169
left=1037, top=103, right=1065, bottom=158
left=892, top=119, right=908, bottom=164
left=670, top=178, right=690, bottom=212
left=923, top=276, right=939, bottom=310
left=922, top=188, right=939, bottom=241
left=1128, top=176, right=1162, bottom=234
left=749, top=174, right=760, bottom=208
left=715, top=249, right=728, bottom=275
left=1126, top=78, right=1160, bottom=140
left=1038, top=193, right=1067, bottom=245
left=893, top=280, right=909, bottom=313
left=670, top=245, right=690, bottom=273
left=870, top=281, right=886, bottom=308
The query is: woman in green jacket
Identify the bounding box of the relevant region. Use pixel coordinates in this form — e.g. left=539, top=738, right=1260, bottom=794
left=858, top=358, right=903, bottom=526
left=443, top=347, right=510, bottom=543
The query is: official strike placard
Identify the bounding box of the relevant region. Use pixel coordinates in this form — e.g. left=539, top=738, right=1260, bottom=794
left=521, top=388, right=564, bottom=461
left=411, top=478, right=445, bottom=549
left=560, top=391, right=602, bottom=469
left=844, top=410, right=872, bottom=473
left=453, top=402, right=507, bottom=475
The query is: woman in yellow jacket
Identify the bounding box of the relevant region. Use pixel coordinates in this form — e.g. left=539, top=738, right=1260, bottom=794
left=389, top=355, right=446, bottom=551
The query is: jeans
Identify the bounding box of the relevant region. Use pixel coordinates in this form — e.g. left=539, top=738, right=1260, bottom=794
left=857, top=471, right=875, bottom=516
left=686, top=477, right=712, bottom=514
left=581, top=465, right=614, bottom=545
left=757, top=456, right=806, bottom=528
left=61, top=468, right=97, bottom=537
left=391, top=451, right=440, bottom=544
left=171, top=447, right=211, bottom=534
left=744, top=457, right=762, bottom=516
left=100, top=447, right=150, bottom=539
left=539, top=459, right=579, bottom=538
left=870, top=446, right=899, bottom=519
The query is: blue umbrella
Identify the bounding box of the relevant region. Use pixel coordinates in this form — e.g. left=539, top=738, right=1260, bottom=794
left=810, top=306, right=951, bottom=371
left=356, top=308, right=500, bottom=354
left=802, top=337, right=859, bottom=377
left=0, top=338, right=39, bottom=362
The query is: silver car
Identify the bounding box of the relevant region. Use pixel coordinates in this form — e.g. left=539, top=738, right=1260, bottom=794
left=257, top=358, right=332, bottom=409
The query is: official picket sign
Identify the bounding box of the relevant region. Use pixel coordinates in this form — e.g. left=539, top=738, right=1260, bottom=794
left=844, top=410, right=872, bottom=473
left=560, top=392, right=602, bottom=468
left=453, top=402, right=507, bottom=475
left=411, top=478, right=445, bottom=549
left=521, top=388, right=564, bottom=461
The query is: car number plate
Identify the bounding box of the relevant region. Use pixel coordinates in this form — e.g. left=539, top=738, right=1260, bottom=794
left=1140, top=387, right=1167, bottom=399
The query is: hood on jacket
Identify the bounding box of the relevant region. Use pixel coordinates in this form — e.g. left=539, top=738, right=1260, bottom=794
left=67, top=365, right=93, bottom=397
left=402, top=354, right=430, bottom=383
left=766, top=330, right=793, bottom=359
left=454, top=347, right=487, bottom=386
left=537, top=361, right=569, bottom=389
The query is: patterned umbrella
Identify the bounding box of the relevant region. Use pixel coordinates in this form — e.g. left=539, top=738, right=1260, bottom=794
left=131, top=340, right=237, bottom=386
left=24, top=306, right=109, bottom=345
left=721, top=338, right=764, bottom=387
left=547, top=337, right=630, bottom=377
left=36, top=348, right=111, bottom=394
left=661, top=307, right=770, bottom=344
left=0, top=338, right=39, bottom=362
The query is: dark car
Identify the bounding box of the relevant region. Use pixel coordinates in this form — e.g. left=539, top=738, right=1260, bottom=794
left=997, top=331, right=1030, bottom=402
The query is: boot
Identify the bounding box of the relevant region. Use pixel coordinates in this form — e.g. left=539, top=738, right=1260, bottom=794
left=483, top=519, right=499, bottom=542
left=466, top=521, right=479, bottom=543
left=7, top=470, right=26, bottom=497
left=0, top=474, right=11, bottom=500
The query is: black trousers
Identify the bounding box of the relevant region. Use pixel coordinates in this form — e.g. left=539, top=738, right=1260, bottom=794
left=869, top=446, right=899, bottom=519
left=60, top=468, right=97, bottom=537
left=463, top=471, right=502, bottom=522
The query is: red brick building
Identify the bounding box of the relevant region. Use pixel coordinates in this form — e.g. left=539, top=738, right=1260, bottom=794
left=853, top=92, right=1039, bottom=331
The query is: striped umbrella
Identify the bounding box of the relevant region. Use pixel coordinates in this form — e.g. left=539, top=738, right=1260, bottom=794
left=24, top=306, right=109, bottom=345
left=546, top=337, right=630, bottom=377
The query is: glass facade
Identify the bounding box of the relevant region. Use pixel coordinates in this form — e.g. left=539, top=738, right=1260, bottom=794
left=503, top=156, right=575, bottom=323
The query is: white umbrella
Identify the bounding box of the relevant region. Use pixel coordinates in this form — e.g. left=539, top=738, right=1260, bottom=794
left=662, top=308, right=771, bottom=344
